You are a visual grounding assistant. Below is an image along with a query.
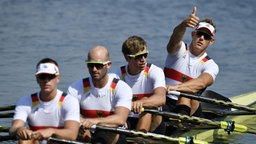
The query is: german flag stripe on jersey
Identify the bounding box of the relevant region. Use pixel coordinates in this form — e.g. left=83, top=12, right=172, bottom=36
left=58, top=93, right=67, bottom=107
left=31, top=93, right=66, bottom=108
left=201, top=56, right=211, bottom=64
left=121, top=64, right=151, bottom=80
left=110, top=78, right=119, bottom=94
left=144, top=63, right=151, bottom=78
left=83, top=77, right=91, bottom=93
left=121, top=66, right=126, bottom=80
left=31, top=93, right=39, bottom=108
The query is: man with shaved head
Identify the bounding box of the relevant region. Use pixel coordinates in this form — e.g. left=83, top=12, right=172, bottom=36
left=68, top=46, right=133, bottom=144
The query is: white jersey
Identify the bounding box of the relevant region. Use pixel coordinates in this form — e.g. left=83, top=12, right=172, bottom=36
left=164, top=41, right=219, bottom=99
left=13, top=89, right=80, bottom=144
left=111, top=63, right=166, bottom=117
left=67, top=74, right=133, bottom=118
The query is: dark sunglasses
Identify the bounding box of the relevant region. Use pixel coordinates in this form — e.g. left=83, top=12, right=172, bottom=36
left=127, top=51, right=149, bottom=60
left=86, top=61, right=110, bottom=69
left=196, top=31, right=212, bottom=40
left=37, top=74, right=57, bottom=80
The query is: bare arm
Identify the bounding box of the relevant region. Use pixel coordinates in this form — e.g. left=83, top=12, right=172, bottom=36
left=167, top=73, right=214, bottom=94
left=167, top=7, right=199, bottom=54
left=81, top=106, right=130, bottom=128
left=23, top=120, right=80, bottom=141
left=9, top=119, right=34, bottom=140
left=132, top=87, right=166, bottom=113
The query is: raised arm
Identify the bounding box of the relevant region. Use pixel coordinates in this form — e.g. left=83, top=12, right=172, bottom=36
left=167, top=7, right=199, bottom=54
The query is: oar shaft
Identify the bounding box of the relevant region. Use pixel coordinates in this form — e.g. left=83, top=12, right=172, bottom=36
left=169, top=91, right=256, bottom=113
left=47, top=137, right=84, bottom=144
left=143, top=108, right=220, bottom=127
left=93, top=125, right=208, bottom=144
left=0, top=112, right=14, bottom=118
left=143, top=108, right=255, bottom=135
left=0, top=126, right=10, bottom=132
left=0, top=105, right=15, bottom=111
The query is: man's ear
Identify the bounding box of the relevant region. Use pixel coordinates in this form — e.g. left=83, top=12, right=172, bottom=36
left=209, top=38, right=215, bottom=46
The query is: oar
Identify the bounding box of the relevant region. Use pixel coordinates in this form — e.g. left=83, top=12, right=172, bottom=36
left=0, top=105, right=15, bottom=111
left=92, top=125, right=208, bottom=144
left=169, top=90, right=256, bottom=113
left=0, top=112, right=14, bottom=118
left=0, top=135, right=16, bottom=142
left=142, top=108, right=256, bottom=135
left=48, top=137, right=84, bottom=144
left=0, top=135, right=84, bottom=144
left=203, top=109, right=256, bottom=117
left=0, top=125, right=10, bottom=132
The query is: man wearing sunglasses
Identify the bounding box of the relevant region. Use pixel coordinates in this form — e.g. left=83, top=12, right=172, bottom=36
left=112, top=36, right=166, bottom=135
left=9, top=58, right=80, bottom=144
left=164, top=7, right=219, bottom=118
left=67, top=46, right=133, bottom=144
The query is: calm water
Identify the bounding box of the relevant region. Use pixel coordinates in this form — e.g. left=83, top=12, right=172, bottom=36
left=0, top=0, right=255, bottom=143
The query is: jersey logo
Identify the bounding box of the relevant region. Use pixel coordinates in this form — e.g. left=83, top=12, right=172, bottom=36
left=164, top=68, right=193, bottom=82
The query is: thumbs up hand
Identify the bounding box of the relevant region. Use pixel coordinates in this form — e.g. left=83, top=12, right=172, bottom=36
left=182, top=7, right=199, bottom=28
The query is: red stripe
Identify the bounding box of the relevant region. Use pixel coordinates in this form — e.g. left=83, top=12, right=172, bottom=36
left=29, top=125, right=64, bottom=131
left=59, top=95, right=65, bottom=103
left=31, top=94, right=38, bottom=102
left=202, top=56, right=210, bottom=63
left=83, top=78, right=90, bottom=88
left=80, top=109, right=113, bottom=118
left=164, top=67, right=193, bottom=82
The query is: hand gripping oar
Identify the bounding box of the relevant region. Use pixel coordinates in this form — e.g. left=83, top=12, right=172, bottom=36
left=142, top=108, right=256, bottom=135
left=0, top=125, right=84, bottom=144
left=169, top=91, right=256, bottom=113
left=91, top=125, right=208, bottom=144
left=0, top=105, right=15, bottom=111
left=0, top=112, right=14, bottom=118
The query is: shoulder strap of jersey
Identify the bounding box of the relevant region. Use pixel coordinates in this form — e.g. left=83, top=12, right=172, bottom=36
left=83, top=77, right=90, bottom=93
left=110, top=78, right=119, bottom=94
left=200, top=55, right=211, bottom=64
left=31, top=93, right=39, bottom=108
left=31, top=92, right=67, bottom=108
left=58, top=92, right=67, bottom=108
left=120, top=65, right=126, bottom=80
left=144, top=63, right=152, bottom=78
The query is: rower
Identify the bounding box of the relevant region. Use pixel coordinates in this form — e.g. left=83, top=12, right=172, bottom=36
left=164, top=6, right=219, bottom=117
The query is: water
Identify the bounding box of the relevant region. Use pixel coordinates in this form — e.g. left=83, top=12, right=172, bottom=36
left=0, top=0, right=255, bottom=143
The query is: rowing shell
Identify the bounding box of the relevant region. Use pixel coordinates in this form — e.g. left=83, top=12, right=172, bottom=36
left=181, top=91, right=256, bottom=142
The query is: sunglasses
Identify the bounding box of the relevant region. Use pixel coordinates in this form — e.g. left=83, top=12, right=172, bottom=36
left=37, top=74, right=57, bottom=80
left=127, top=51, right=149, bottom=60
left=86, top=61, right=110, bottom=69
left=196, top=31, right=212, bottom=40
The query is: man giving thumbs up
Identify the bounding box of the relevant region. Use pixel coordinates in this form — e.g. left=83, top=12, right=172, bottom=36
left=164, top=7, right=219, bottom=117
